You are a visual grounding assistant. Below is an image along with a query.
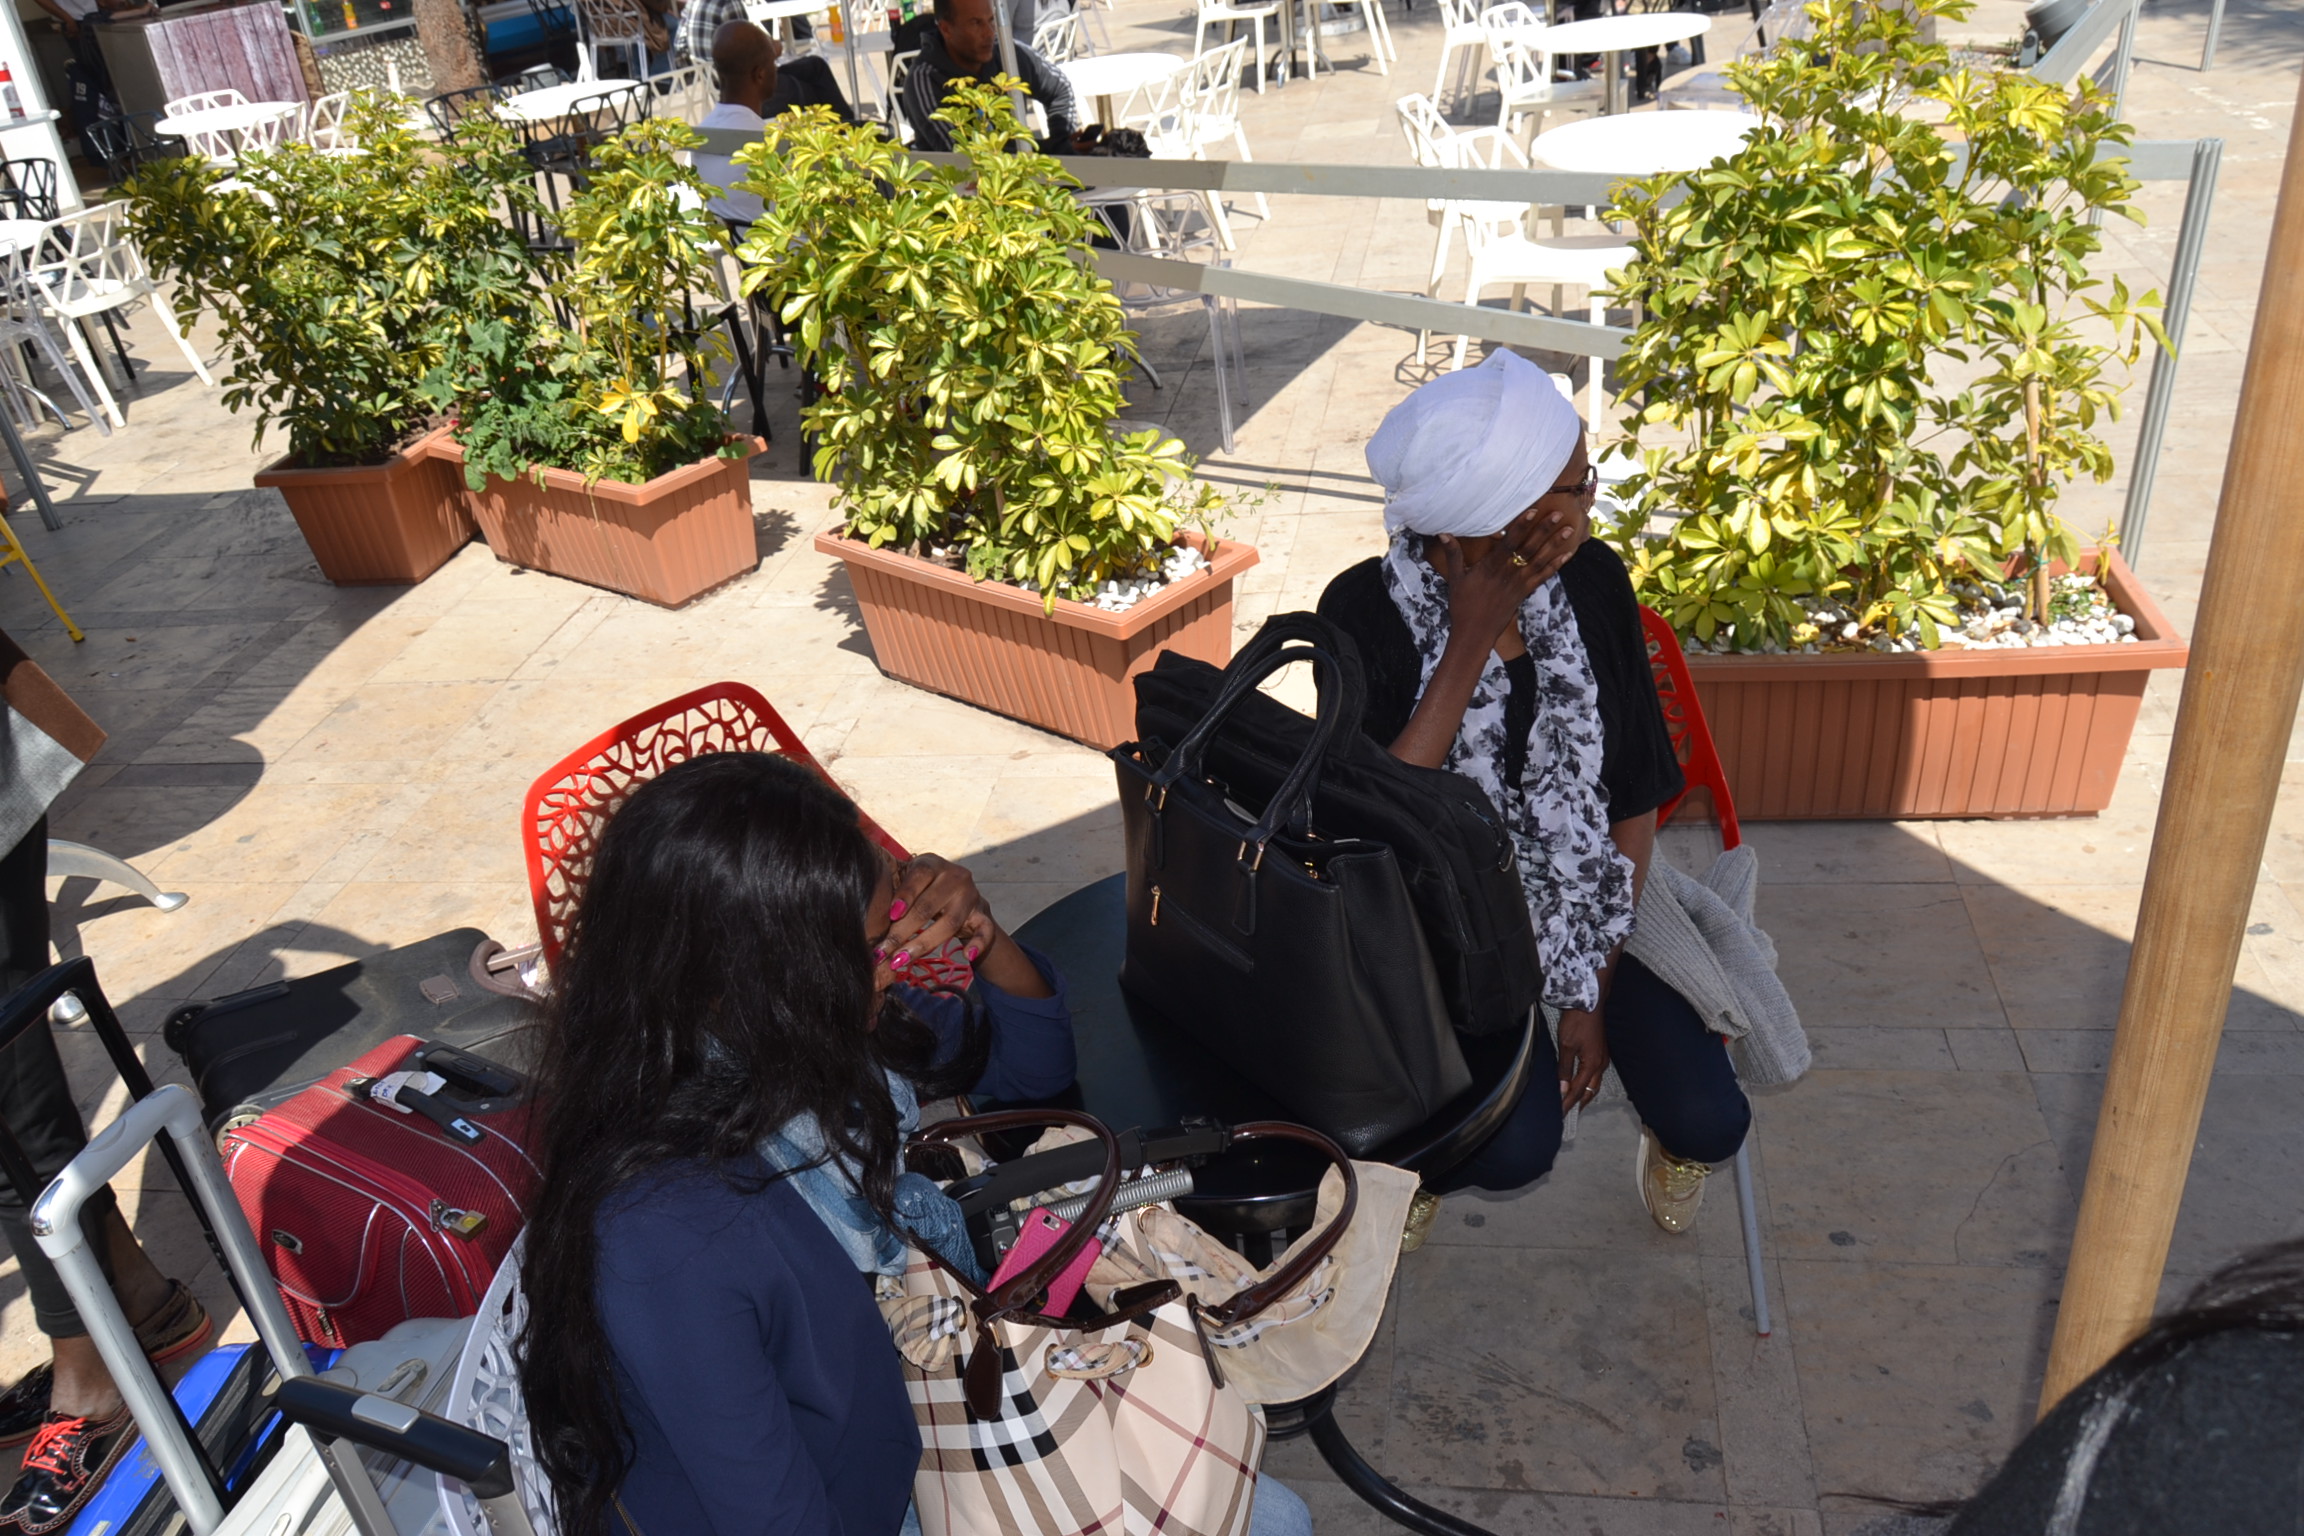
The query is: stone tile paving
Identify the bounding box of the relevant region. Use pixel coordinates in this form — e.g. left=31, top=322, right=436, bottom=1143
left=0, top=0, right=2297, bottom=1526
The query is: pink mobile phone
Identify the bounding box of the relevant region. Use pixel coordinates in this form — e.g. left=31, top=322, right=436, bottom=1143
left=989, top=1207, right=1100, bottom=1315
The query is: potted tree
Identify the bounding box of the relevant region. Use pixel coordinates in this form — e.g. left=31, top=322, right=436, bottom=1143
left=128, top=100, right=528, bottom=585
left=734, top=83, right=1250, bottom=750
left=1602, top=0, right=2186, bottom=818
left=427, top=120, right=761, bottom=608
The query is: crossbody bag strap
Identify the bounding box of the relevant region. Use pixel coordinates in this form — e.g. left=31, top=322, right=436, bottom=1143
left=615, top=1492, right=647, bottom=1536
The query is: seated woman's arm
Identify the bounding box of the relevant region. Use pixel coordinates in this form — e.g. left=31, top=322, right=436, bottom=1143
left=883, top=853, right=1077, bottom=1101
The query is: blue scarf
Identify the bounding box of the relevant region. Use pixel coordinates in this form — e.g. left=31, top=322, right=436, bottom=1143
left=758, top=1071, right=986, bottom=1285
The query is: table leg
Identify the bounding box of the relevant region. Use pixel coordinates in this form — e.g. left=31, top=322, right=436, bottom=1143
left=1095, top=91, right=1116, bottom=127
left=1602, top=45, right=1625, bottom=113
left=1307, top=1402, right=1502, bottom=1536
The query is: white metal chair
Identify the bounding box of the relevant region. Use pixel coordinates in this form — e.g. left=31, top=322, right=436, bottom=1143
left=577, top=0, right=650, bottom=80
left=161, top=87, right=250, bottom=166
left=1432, top=0, right=1493, bottom=110
left=1081, top=188, right=1250, bottom=454
left=1192, top=0, right=1280, bottom=93
left=1031, top=11, right=1086, bottom=62
left=1142, top=38, right=1268, bottom=247
left=1485, top=8, right=1597, bottom=143
left=1447, top=203, right=1630, bottom=417
left=25, top=203, right=215, bottom=427
left=0, top=240, right=110, bottom=437
left=1293, top=0, right=1394, bottom=78
left=886, top=49, right=920, bottom=143
left=646, top=59, right=711, bottom=120
left=1397, top=92, right=1541, bottom=359
left=303, top=89, right=357, bottom=151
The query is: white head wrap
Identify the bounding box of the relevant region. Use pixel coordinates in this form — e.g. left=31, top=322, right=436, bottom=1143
left=1365, top=350, right=1584, bottom=539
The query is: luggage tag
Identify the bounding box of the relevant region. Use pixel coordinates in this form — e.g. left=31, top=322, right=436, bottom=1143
left=359, top=1070, right=487, bottom=1146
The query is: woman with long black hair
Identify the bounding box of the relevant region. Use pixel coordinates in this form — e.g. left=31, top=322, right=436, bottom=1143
left=516, top=752, right=1074, bottom=1536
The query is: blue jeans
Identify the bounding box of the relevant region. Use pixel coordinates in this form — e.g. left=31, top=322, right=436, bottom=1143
left=1435, top=954, right=1752, bottom=1193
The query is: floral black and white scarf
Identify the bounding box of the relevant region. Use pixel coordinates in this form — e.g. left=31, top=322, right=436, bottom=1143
left=1381, top=530, right=1635, bottom=1012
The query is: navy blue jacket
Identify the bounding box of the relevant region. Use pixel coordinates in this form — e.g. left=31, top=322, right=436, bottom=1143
left=595, top=955, right=1074, bottom=1534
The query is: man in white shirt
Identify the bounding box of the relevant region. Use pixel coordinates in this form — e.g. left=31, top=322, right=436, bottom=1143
left=694, top=20, right=860, bottom=226
left=694, top=21, right=774, bottom=226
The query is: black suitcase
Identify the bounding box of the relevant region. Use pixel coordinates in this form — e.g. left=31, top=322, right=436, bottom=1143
left=162, top=928, right=543, bottom=1128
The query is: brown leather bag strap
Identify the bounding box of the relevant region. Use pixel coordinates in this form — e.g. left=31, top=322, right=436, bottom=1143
left=1198, top=1121, right=1359, bottom=1329
left=909, top=1108, right=1122, bottom=1319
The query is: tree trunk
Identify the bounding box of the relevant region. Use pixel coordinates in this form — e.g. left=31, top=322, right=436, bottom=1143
left=414, top=0, right=487, bottom=94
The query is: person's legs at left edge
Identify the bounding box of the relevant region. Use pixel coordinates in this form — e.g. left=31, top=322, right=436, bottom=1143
left=1605, top=953, right=1751, bottom=1235
left=0, top=820, right=211, bottom=1534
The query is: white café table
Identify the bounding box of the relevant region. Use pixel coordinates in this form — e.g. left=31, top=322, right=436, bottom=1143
left=496, top=79, right=645, bottom=122
left=0, top=218, right=47, bottom=260
left=747, top=0, right=830, bottom=35
left=152, top=100, right=301, bottom=157
left=1529, top=107, right=1759, bottom=175
left=1061, top=52, right=1187, bottom=128
left=1529, top=12, right=1710, bottom=115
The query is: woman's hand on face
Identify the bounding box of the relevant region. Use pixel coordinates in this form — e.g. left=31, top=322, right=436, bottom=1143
left=882, top=854, right=997, bottom=975
left=1429, top=506, right=1582, bottom=648
left=1556, top=1006, right=1609, bottom=1111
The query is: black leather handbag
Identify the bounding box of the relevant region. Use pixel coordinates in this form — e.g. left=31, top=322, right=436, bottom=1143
left=1109, top=628, right=1473, bottom=1155
left=1132, top=613, right=1542, bottom=1038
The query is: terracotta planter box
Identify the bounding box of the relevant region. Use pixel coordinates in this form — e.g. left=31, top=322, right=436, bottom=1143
left=253, top=426, right=474, bottom=586
left=816, top=529, right=1260, bottom=749
left=436, top=437, right=764, bottom=608
left=1682, top=549, right=2186, bottom=820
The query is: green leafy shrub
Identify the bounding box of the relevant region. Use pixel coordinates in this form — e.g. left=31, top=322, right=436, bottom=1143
left=1602, top=0, right=2168, bottom=650
left=129, top=98, right=543, bottom=467
left=732, top=81, right=1211, bottom=607
left=429, top=119, right=739, bottom=489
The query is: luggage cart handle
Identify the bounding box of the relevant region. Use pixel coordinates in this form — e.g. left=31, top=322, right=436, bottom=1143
left=272, top=1378, right=539, bottom=1536
left=30, top=1084, right=320, bottom=1536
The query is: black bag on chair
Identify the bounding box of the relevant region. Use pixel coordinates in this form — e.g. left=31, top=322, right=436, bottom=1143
left=1131, top=612, right=1542, bottom=1038
left=1109, top=624, right=1474, bottom=1154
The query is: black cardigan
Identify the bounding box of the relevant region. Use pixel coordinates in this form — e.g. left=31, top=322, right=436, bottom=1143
left=1315, top=540, right=1686, bottom=824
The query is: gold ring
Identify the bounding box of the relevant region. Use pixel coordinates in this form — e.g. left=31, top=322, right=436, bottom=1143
left=1509, top=553, right=1531, bottom=568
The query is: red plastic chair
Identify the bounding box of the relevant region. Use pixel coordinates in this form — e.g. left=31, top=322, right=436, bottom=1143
left=1639, top=606, right=1742, bottom=852
left=1637, top=607, right=1770, bottom=1334
left=522, top=683, right=956, bottom=981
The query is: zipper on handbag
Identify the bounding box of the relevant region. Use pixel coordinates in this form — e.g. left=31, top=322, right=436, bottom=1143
left=1149, top=886, right=1161, bottom=925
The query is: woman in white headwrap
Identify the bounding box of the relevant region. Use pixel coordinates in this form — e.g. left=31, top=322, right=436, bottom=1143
left=1317, top=350, right=1750, bottom=1238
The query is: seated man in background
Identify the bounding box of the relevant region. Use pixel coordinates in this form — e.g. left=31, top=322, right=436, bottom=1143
left=695, top=20, right=858, bottom=225
left=897, top=0, right=1078, bottom=152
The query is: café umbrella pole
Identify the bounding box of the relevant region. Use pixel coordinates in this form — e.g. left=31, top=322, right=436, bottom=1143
left=990, top=0, right=1030, bottom=139
left=2038, top=69, right=2304, bottom=1415
left=836, top=0, right=862, bottom=121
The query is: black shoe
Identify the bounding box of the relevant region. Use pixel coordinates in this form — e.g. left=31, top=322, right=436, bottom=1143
left=0, top=1369, right=48, bottom=1450
left=0, top=1405, right=136, bottom=1534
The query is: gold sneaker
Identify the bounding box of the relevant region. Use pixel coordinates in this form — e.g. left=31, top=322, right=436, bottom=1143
left=1636, top=1128, right=1709, bottom=1235
left=1400, top=1188, right=1443, bottom=1253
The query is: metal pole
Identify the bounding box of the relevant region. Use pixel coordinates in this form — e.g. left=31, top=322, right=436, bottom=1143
left=990, top=0, right=1030, bottom=137
left=2040, top=73, right=2304, bottom=1416
left=2119, top=137, right=2222, bottom=564
left=2199, top=0, right=2223, bottom=70
left=835, top=0, right=862, bottom=120
left=0, top=390, right=61, bottom=532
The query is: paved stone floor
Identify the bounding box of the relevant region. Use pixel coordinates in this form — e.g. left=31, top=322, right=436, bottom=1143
left=0, top=0, right=2299, bottom=1528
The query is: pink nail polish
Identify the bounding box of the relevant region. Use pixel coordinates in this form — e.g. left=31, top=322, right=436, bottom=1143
left=966, top=944, right=981, bottom=961
left=889, top=899, right=908, bottom=920
left=893, top=952, right=911, bottom=970
left=874, top=946, right=887, bottom=961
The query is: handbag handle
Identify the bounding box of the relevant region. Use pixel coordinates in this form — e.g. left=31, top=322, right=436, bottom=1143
left=1195, top=1121, right=1360, bottom=1329
left=908, top=1109, right=1124, bottom=1317
left=1156, top=642, right=1349, bottom=845
left=1229, top=611, right=1371, bottom=729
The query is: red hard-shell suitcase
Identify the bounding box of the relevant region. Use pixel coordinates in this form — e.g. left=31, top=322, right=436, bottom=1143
left=218, top=1033, right=541, bottom=1348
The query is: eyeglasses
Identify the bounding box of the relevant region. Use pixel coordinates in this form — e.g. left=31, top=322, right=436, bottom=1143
left=1546, top=467, right=1599, bottom=501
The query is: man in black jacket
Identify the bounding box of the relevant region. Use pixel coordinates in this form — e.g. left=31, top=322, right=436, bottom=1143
left=897, top=0, right=1079, bottom=152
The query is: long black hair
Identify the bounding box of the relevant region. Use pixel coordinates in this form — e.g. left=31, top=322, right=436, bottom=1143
left=517, top=752, right=968, bottom=1536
